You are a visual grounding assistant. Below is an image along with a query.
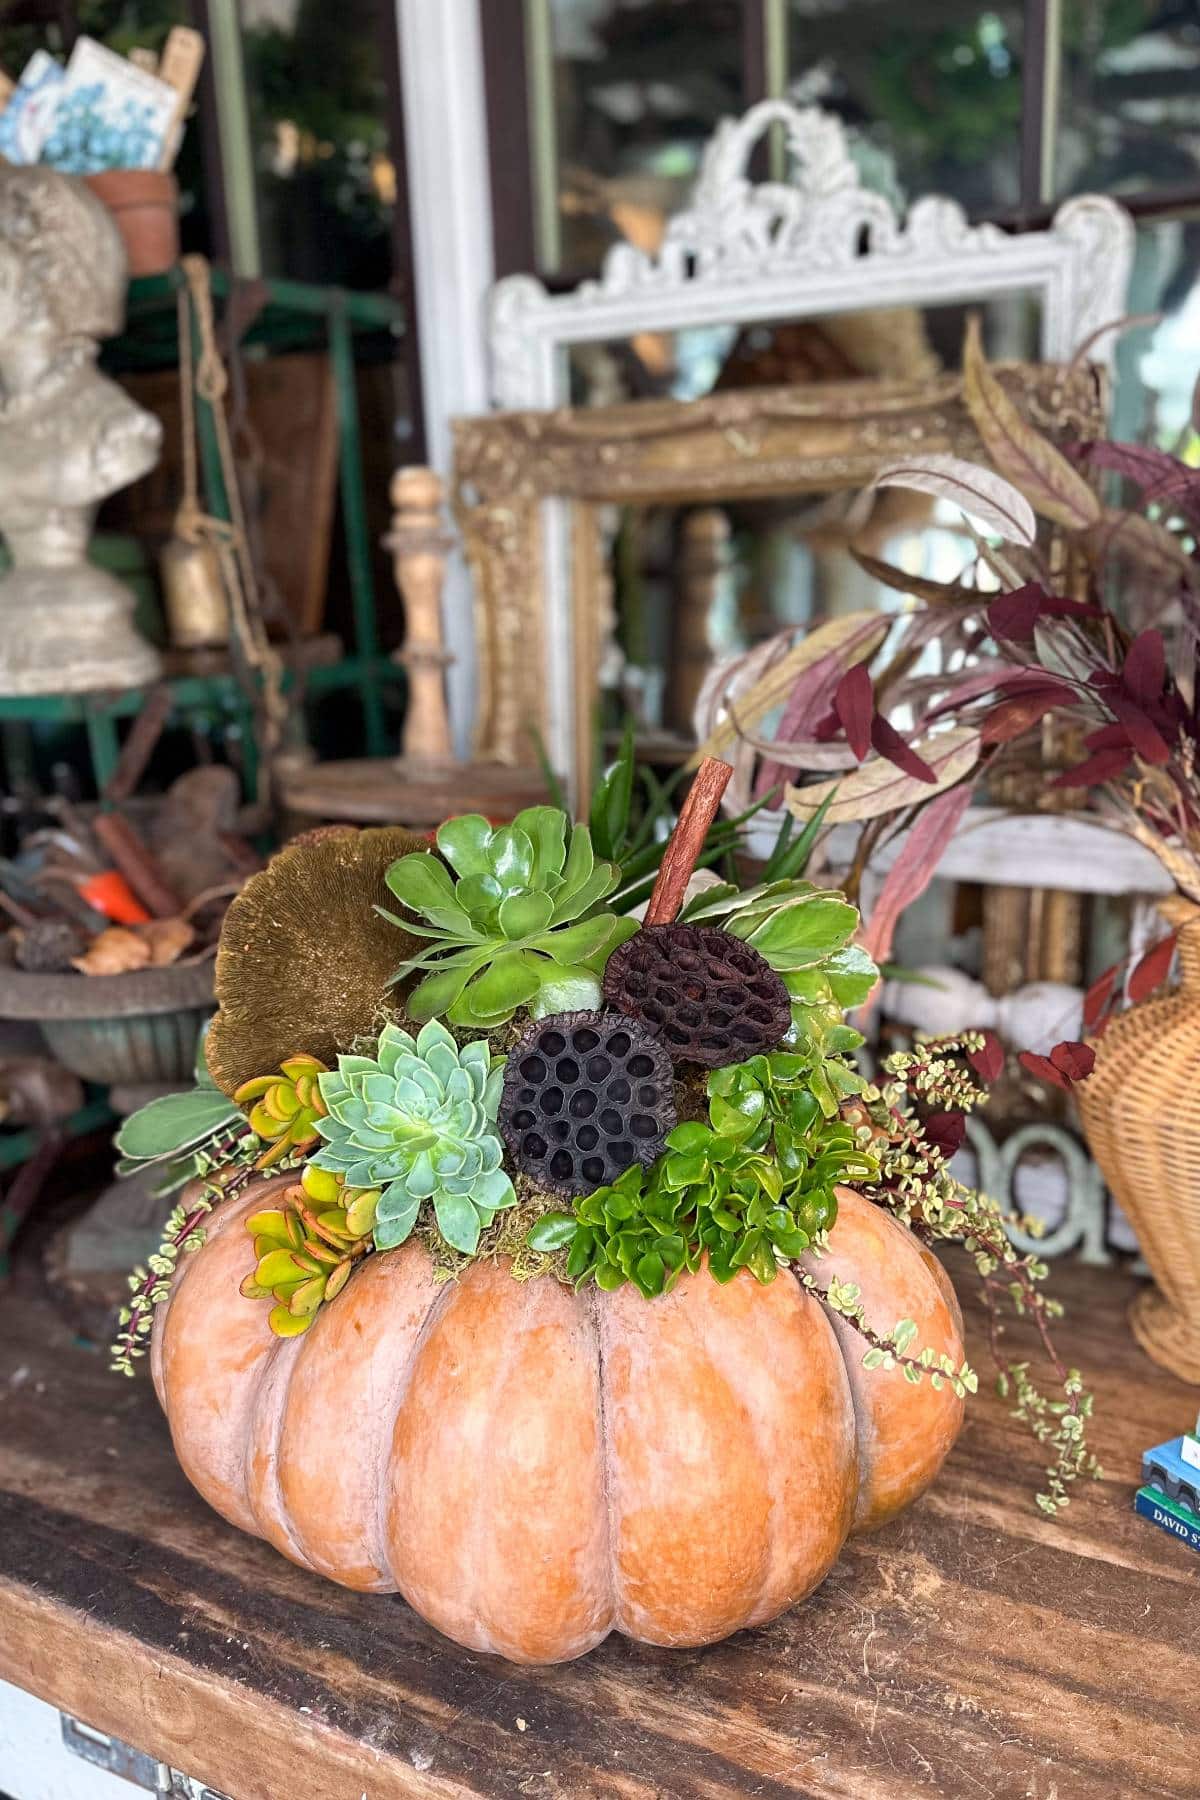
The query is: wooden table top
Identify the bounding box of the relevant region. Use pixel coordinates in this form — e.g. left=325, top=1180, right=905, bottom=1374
left=0, top=1256, right=1196, bottom=1800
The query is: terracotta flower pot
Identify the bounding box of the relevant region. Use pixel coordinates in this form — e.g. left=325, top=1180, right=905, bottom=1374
left=85, top=171, right=179, bottom=278
left=1077, top=895, right=1200, bottom=1382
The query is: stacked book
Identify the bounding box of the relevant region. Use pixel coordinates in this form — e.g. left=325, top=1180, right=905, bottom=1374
left=1136, top=1419, right=1200, bottom=1554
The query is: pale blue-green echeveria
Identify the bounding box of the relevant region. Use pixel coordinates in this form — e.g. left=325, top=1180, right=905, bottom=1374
left=380, top=806, right=637, bottom=1030
left=310, top=1021, right=514, bottom=1255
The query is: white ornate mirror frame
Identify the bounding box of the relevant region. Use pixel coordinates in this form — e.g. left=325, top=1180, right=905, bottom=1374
left=480, top=101, right=1134, bottom=792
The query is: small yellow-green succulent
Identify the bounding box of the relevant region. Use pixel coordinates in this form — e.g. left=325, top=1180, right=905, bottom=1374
left=234, top=1054, right=328, bottom=1169
left=240, top=1162, right=378, bottom=1335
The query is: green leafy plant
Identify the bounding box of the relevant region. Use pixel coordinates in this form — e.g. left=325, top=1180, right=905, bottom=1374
left=679, top=877, right=878, bottom=1082
left=113, top=1030, right=253, bottom=1197
left=382, top=807, right=638, bottom=1028
left=793, top=1270, right=978, bottom=1402
left=311, top=1021, right=515, bottom=1255
left=570, top=719, right=777, bottom=914
left=529, top=1050, right=877, bottom=1297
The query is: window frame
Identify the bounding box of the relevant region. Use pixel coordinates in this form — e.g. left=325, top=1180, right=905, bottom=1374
left=481, top=0, right=1200, bottom=289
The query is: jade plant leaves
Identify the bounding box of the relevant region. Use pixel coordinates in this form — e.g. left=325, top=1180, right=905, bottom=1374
left=535, top=1048, right=878, bottom=1298
left=381, top=807, right=637, bottom=1028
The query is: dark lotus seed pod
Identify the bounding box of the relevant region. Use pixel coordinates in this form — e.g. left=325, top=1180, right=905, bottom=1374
left=602, top=923, right=791, bottom=1066
left=499, top=1009, right=676, bottom=1197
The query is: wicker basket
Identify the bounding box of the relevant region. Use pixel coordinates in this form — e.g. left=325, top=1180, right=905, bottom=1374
left=1076, top=895, right=1200, bottom=1382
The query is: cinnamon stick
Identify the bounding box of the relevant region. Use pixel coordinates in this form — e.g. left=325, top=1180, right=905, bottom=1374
left=92, top=812, right=183, bottom=920
left=644, top=757, right=733, bottom=926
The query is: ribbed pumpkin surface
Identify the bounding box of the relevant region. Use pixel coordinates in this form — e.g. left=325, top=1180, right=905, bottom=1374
left=152, top=1175, right=964, bottom=1664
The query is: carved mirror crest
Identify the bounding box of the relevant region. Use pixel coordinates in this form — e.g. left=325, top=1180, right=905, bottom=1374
left=467, top=101, right=1133, bottom=797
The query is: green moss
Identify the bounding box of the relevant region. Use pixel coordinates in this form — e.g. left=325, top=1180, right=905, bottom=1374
left=419, top=1174, right=572, bottom=1286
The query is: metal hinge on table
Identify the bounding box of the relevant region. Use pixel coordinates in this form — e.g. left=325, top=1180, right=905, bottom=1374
left=61, top=1713, right=235, bottom=1799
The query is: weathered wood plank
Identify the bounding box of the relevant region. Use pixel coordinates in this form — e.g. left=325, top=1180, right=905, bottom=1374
left=0, top=1259, right=1196, bottom=1798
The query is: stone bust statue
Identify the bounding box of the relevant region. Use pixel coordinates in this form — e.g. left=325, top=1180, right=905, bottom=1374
left=0, top=164, right=163, bottom=695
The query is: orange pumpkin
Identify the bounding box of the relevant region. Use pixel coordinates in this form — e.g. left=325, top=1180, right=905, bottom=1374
left=152, top=1173, right=964, bottom=1664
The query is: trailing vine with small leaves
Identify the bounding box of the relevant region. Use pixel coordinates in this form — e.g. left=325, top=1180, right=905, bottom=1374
left=848, top=1032, right=1100, bottom=1515
left=796, top=1266, right=979, bottom=1401
left=109, top=1131, right=299, bottom=1376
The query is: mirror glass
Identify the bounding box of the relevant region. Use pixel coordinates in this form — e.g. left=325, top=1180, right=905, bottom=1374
left=565, top=292, right=1044, bottom=406
left=597, top=488, right=995, bottom=752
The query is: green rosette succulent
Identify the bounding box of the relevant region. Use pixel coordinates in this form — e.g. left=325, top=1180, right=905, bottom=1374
left=381, top=806, right=638, bottom=1029
left=310, top=1021, right=514, bottom=1255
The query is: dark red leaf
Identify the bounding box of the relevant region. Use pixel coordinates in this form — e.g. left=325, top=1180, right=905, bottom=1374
left=1083, top=441, right=1200, bottom=517
left=1107, top=693, right=1172, bottom=766
left=1123, top=630, right=1166, bottom=707
left=869, top=714, right=937, bottom=783
left=1040, top=595, right=1104, bottom=621
left=1083, top=964, right=1119, bottom=1032
left=1049, top=748, right=1132, bottom=788
left=1018, top=1051, right=1071, bottom=1091
left=925, top=665, right=1072, bottom=725
left=923, top=669, right=1015, bottom=719
left=1049, top=1040, right=1096, bottom=1082
left=1004, top=667, right=1078, bottom=693
left=923, top=1111, right=966, bottom=1158
left=1084, top=723, right=1131, bottom=752
left=1129, top=932, right=1178, bottom=1004
left=833, top=663, right=873, bottom=761
left=968, top=1029, right=1004, bottom=1084
left=987, top=585, right=1046, bottom=641
left=755, top=615, right=886, bottom=797
left=980, top=681, right=1074, bottom=745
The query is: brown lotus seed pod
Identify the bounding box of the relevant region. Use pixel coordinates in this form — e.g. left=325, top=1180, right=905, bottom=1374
left=499, top=1009, right=676, bottom=1197
left=602, top=923, right=791, bottom=1066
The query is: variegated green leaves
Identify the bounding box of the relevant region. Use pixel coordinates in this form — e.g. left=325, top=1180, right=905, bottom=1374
left=381, top=806, right=637, bottom=1029
left=310, top=1021, right=515, bottom=1255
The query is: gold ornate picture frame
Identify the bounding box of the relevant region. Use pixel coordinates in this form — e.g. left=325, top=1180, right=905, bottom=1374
left=453, top=362, right=1105, bottom=801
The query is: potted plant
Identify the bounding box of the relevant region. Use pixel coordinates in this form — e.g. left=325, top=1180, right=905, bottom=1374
left=110, top=774, right=1093, bottom=1663
left=699, top=318, right=1200, bottom=1379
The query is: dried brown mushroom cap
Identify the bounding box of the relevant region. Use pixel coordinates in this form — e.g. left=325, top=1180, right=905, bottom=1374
left=205, top=825, right=429, bottom=1098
